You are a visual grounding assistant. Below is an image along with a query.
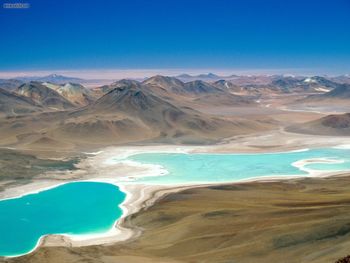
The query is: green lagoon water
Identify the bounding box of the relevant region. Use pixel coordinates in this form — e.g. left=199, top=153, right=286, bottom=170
left=127, top=148, right=350, bottom=185
left=0, top=182, right=125, bottom=257
left=2, top=147, right=350, bottom=257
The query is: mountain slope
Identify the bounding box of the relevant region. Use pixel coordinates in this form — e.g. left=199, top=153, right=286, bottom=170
left=185, top=80, right=253, bottom=106
left=0, top=78, right=275, bottom=148
left=46, top=83, right=270, bottom=145
left=85, top=84, right=216, bottom=133
left=0, top=88, right=42, bottom=116
left=43, top=82, right=94, bottom=106
left=16, top=82, right=76, bottom=110
left=321, top=84, right=350, bottom=98
left=98, top=79, right=141, bottom=94
left=213, top=80, right=249, bottom=95
left=300, top=84, right=350, bottom=103
left=142, top=76, right=252, bottom=107
left=271, top=76, right=339, bottom=93
left=287, top=113, right=350, bottom=136
left=0, top=79, right=24, bottom=91
left=142, top=76, right=224, bottom=95
left=183, top=80, right=224, bottom=94
left=142, top=75, right=185, bottom=93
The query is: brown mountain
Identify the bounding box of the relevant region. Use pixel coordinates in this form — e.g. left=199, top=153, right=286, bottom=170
left=0, top=78, right=274, bottom=149
left=142, top=75, right=185, bottom=93
left=89, top=84, right=186, bottom=116
left=321, top=84, right=350, bottom=98
left=287, top=113, right=350, bottom=136
left=213, top=79, right=238, bottom=90
left=16, top=81, right=76, bottom=110
left=43, top=82, right=94, bottom=106
left=72, top=84, right=234, bottom=142
left=300, top=84, right=350, bottom=103
left=42, top=83, right=271, bottom=146
left=0, top=79, right=24, bottom=91
left=0, top=88, right=42, bottom=116
left=183, top=80, right=224, bottom=94
left=143, top=76, right=225, bottom=95
left=142, top=76, right=252, bottom=107
left=212, top=79, right=256, bottom=96
left=99, top=79, right=141, bottom=94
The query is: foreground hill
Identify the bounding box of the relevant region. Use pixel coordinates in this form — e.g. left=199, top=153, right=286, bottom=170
left=287, top=113, right=350, bottom=136
left=16, top=82, right=75, bottom=110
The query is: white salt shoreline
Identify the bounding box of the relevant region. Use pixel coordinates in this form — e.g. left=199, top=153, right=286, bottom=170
left=2, top=141, right=350, bottom=258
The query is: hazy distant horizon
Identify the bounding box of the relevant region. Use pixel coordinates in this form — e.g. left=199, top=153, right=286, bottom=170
left=0, top=67, right=349, bottom=80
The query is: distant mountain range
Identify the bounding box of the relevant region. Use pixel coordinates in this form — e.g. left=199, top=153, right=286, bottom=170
left=1, top=73, right=349, bottom=90
left=15, top=74, right=84, bottom=84
left=1, top=74, right=349, bottom=116
left=1, top=73, right=350, bottom=149
left=141, top=75, right=252, bottom=106
left=143, top=75, right=224, bottom=94
left=0, top=75, right=276, bottom=148
left=175, top=73, right=227, bottom=81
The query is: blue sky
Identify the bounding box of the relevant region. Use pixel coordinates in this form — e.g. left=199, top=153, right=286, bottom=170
left=0, top=0, right=350, bottom=74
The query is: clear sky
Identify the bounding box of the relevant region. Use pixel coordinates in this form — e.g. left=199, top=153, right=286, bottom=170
left=0, top=0, right=349, bottom=75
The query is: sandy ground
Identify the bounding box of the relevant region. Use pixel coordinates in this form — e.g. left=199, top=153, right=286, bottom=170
left=2, top=129, right=350, bottom=257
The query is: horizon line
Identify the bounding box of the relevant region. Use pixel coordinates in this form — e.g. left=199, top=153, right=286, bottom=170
left=0, top=68, right=348, bottom=80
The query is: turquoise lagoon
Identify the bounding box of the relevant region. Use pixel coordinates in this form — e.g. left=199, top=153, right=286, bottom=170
left=2, top=147, right=350, bottom=257
left=0, top=182, right=125, bottom=257
left=127, top=148, right=350, bottom=185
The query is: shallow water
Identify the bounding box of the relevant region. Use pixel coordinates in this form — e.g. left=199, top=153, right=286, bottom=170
left=0, top=182, right=125, bottom=257
left=127, top=148, right=350, bottom=185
